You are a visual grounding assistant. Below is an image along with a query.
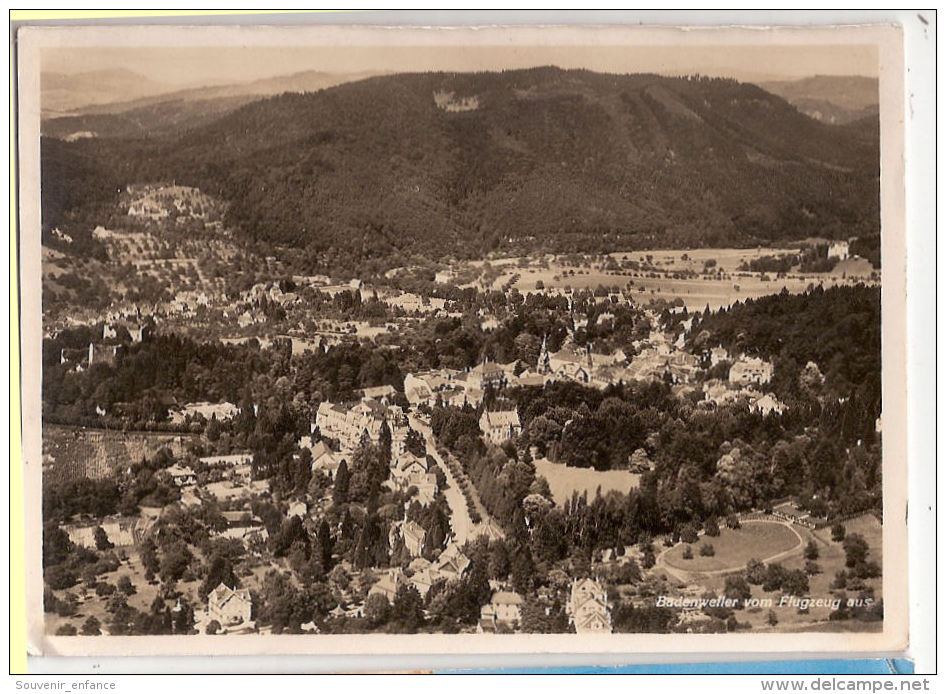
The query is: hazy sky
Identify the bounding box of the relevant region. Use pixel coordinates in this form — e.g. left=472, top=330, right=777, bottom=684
left=42, top=43, right=879, bottom=87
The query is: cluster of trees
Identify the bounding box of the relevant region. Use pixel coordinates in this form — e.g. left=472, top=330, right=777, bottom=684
left=738, top=253, right=797, bottom=274
left=43, top=266, right=114, bottom=313
left=744, top=558, right=811, bottom=595
left=830, top=531, right=882, bottom=589
left=519, top=388, right=668, bottom=470
left=43, top=522, right=115, bottom=592
left=116, top=448, right=184, bottom=511
left=254, top=569, right=337, bottom=633
left=292, top=342, right=404, bottom=405
left=42, top=332, right=271, bottom=426
left=109, top=593, right=196, bottom=636
left=43, top=514, right=198, bottom=635
left=850, top=235, right=881, bottom=269
left=611, top=602, right=677, bottom=633
left=736, top=244, right=856, bottom=276
left=43, top=477, right=121, bottom=523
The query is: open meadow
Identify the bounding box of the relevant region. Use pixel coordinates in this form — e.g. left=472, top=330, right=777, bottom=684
left=533, top=457, right=641, bottom=506
left=662, top=521, right=803, bottom=574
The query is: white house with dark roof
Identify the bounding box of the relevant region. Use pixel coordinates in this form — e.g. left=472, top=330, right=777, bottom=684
left=828, top=240, right=850, bottom=261
left=308, top=440, right=347, bottom=479
left=316, top=399, right=405, bottom=449
left=466, top=361, right=508, bottom=391
left=315, top=401, right=350, bottom=439
left=749, top=392, right=786, bottom=416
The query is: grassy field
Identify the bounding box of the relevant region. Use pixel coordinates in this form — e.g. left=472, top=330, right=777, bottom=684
left=533, top=457, right=640, bottom=506
left=663, top=521, right=802, bottom=573
left=478, top=248, right=878, bottom=311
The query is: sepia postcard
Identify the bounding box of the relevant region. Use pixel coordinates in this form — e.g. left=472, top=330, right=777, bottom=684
left=16, top=21, right=909, bottom=659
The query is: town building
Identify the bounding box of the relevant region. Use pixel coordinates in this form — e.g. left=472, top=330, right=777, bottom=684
left=404, top=370, right=487, bottom=408
left=665, top=351, right=701, bottom=384
left=218, top=511, right=268, bottom=543
left=479, top=591, right=524, bottom=632
left=287, top=501, right=308, bottom=519
left=828, top=240, right=850, bottom=261
left=169, top=401, right=239, bottom=426
left=307, top=440, right=348, bottom=479
left=315, top=402, right=352, bottom=440
left=466, top=361, right=509, bottom=391
left=389, top=520, right=427, bottom=558
left=772, top=501, right=829, bottom=529
left=567, top=578, right=612, bottom=634
left=390, top=452, right=430, bottom=488
left=315, top=399, right=405, bottom=449
left=708, top=346, right=731, bottom=366
left=479, top=409, right=522, bottom=444
left=368, top=569, right=407, bottom=602
left=433, top=543, right=472, bottom=582
left=403, top=373, right=435, bottom=406
left=166, top=464, right=197, bottom=487
left=729, top=356, right=774, bottom=386
left=407, top=560, right=440, bottom=597
left=513, top=371, right=548, bottom=388
left=749, top=393, right=786, bottom=416
left=207, top=583, right=252, bottom=626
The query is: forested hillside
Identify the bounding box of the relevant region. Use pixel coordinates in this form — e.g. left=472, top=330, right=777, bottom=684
left=683, top=284, right=881, bottom=441
left=42, top=67, right=880, bottom=265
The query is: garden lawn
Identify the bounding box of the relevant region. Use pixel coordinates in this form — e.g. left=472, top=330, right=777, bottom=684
left=663, top=521, right=802, bottom=573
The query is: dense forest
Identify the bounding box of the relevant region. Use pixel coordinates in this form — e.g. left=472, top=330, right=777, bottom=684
left=41, top=68, right=879, bottom=268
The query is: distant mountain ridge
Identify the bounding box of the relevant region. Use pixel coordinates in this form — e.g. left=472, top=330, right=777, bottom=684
left=41, top=69, right=387, bottom=138
left=43, top=67, right=880, bottom=265
left=758, top=75, right=879, bottom=125
left=41, top=68, right=174, bottom=115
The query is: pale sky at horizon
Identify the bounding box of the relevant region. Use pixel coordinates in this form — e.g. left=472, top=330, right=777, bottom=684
left=41, top=43, right=879, bottom=88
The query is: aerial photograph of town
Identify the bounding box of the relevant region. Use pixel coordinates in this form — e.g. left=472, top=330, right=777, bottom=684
left=33, top=31, right=884, bottom=641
